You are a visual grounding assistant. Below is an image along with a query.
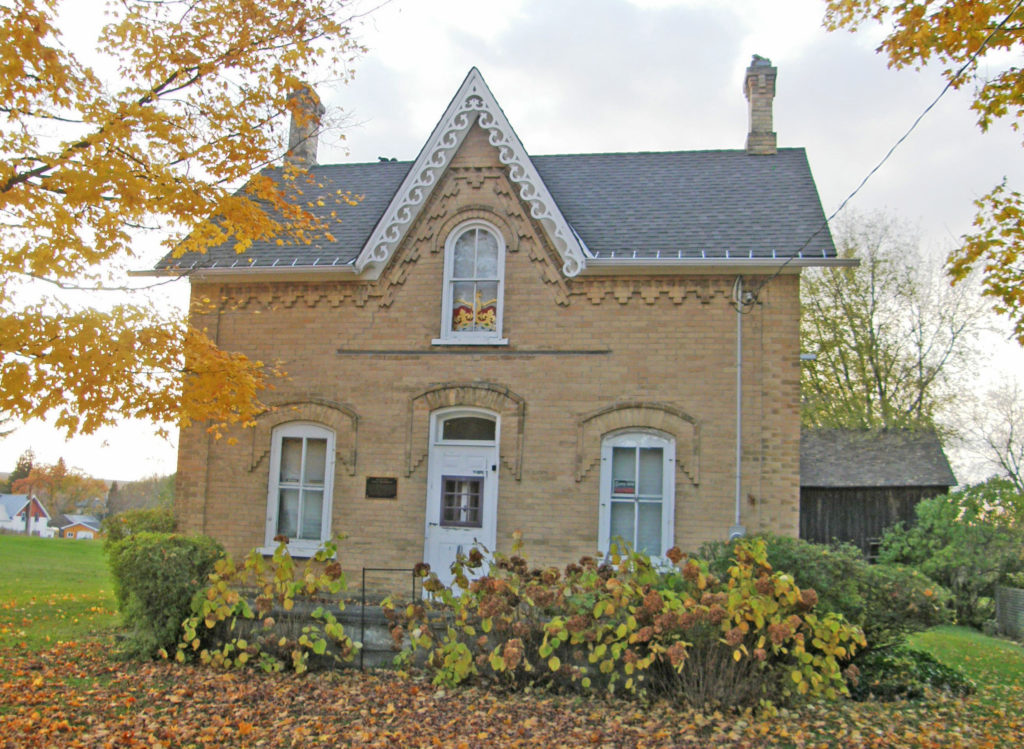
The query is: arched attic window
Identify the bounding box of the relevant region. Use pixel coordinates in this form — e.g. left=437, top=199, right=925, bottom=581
left=435, top=221, right=507, bottom=345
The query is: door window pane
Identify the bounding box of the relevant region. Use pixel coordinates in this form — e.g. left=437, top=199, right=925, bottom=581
left=441, top=477, right=483, bottom=528
left=442, top=417, right=496, bottom=441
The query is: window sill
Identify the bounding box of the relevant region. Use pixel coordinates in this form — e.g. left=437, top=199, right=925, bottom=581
left=258, top=542, right=335, bottom=559
left=431, top=337, right=509, bottom=346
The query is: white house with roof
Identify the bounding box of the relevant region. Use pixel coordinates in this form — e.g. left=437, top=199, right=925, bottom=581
left=0, top=494, right=54, bottom=537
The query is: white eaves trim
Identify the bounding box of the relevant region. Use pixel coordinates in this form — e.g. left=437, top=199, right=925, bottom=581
left=353, top=68, right=589, bottom=280
left=580, top=257, right=859, bottom=276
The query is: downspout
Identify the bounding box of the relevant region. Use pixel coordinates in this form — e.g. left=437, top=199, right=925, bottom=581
left=730, top=277, right=754, bottom=542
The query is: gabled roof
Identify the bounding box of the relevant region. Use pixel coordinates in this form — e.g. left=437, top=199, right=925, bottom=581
left=800, top=429, right=957, bottom=489
left=0, top=494, right=29, bottom=518
left=154, top=68, right=841, bottom=279
left=60, top=514, right=101, bottom=531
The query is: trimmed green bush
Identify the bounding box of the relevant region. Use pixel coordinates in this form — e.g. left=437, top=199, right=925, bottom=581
left=107, top=532, right=223, bottom=659
left=847, top=646, right=975, bottom=701
left=102, top=506, right=176, bottom=547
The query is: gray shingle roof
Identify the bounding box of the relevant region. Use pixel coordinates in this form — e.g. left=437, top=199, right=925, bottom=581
left=800, top=429, right=957, bottom=489
left=156, top=148, right=835, bottom=271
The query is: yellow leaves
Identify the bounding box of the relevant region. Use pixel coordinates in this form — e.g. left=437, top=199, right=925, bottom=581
left=0, top=0, right=357, bottom=436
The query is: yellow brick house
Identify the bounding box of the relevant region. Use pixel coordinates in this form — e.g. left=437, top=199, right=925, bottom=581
left=157, top=60, right=851, bottom=583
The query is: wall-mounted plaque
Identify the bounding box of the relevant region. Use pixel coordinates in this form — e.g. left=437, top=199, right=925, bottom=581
left=365, top=477, right=398, bottom=499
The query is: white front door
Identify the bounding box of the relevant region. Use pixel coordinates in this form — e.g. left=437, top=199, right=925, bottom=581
left=424, top=411, right=500, bottom=588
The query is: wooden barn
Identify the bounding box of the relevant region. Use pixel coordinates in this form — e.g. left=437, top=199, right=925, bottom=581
left=799, top=429, right=957, bottom=559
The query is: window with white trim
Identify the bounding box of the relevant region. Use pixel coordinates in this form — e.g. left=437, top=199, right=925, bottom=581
left=264, top=422, right=335, bottom=555
left=598, top=431, right=676, bottom=557
left=434, top=221, right=507, bottom=344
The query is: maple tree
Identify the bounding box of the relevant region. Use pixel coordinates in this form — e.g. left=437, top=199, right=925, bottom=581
left=823, top=0, right=1024, bottom=344
left=0, top=0, right=360, bottom=436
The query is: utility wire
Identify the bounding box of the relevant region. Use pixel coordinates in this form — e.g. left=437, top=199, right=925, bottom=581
left=747, top=0, right=1024, bottom=304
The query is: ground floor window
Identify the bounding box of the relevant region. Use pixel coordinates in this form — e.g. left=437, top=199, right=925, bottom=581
left=598, top=430, right=675, bottom=557
left=265, top=422, right=335, bottom=555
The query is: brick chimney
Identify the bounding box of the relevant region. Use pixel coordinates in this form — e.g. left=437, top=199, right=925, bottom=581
left=285, top=84, right=325, bottom=169
left=744, top=55, right=777, bottom=155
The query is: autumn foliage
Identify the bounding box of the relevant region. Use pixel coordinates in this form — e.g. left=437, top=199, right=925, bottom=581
left=0, top=0, right=360, bottom=435
left=175, top=539, right=357, bottom=673
left=12, top=457, right=107, bottom=515
left=394, top=537, right=865, bottom=709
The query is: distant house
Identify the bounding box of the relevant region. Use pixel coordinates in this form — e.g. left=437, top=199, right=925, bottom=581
left=799, top=429, right=957, bottom=558
left=0, top=494, right=54, bottom=537
left=53, top=514, right=103, bottom=540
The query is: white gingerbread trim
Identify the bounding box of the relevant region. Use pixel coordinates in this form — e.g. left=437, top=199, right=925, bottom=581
left=354, top=68, right=589, bottom=279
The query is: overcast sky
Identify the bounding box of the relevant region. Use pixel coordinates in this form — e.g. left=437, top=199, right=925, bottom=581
left=3, top=0, right=1023, bottom=482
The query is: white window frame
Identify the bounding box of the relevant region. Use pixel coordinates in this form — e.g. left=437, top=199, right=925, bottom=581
left=433, top=220, right=508, bottom=345
left=262, top=421, right=336, bottom=557
left=597, top=430, right=676, bottom=559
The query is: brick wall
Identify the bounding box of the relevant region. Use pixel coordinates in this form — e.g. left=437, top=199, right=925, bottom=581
left=175, top=125, right=803, bottom=572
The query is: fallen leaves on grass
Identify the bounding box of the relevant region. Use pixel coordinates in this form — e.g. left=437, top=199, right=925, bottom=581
left=1, top=640, right=1023, bottom=748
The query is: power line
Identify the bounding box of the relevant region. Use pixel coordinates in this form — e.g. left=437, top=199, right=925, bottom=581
left=748, top=0, right=1024, bottom=302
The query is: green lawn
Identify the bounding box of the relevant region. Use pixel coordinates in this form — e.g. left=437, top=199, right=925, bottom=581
left=0, top=534, right=119, bottom=651
left=1, top=537, right=1024, bottom=746
left=909, top=624, right=1024, bottom=706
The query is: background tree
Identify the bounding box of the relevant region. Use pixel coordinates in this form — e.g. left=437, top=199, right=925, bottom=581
left=13, top=457, right=108, bottom=516
left=965, top=379, right=1024, bottom=492
left=1, top=0, right=361, bottom=438
left=0, top=448, right=34, bottom=493
left=824, top=1, right=1024, bottom=344
left=107, top=474, right=174, bottom=515
left=801, top=212, right=986, bottom=432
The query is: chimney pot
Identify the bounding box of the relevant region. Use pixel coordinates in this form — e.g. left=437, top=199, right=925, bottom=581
left=744, top=55, right=777, bottom=155
left=286, top=84, right=325, bottom=169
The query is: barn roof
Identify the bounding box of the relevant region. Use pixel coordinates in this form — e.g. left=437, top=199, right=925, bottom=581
left=800, top=428, right=957, bottom=489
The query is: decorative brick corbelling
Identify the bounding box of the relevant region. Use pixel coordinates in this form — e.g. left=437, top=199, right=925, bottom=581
left=570, top=278, right=731, bottom=306
left=575, top=401, right=700, bottom=485
left=406, top=382, right=526, bottom=480
left=249, top=398, right=359, bottom=476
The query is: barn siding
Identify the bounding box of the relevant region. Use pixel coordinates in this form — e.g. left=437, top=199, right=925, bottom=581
left=799, top=485, right=950, bottom=557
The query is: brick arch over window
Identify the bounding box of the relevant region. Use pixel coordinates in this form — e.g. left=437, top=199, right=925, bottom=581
left=407, top=382, right=526, bottom=480
left=249, top=398, right=359, bottom=476
left=575, top=401, right=700, bottom=485
left=432, top=208, right=519, bottom=257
